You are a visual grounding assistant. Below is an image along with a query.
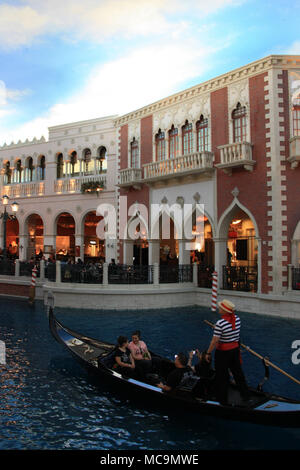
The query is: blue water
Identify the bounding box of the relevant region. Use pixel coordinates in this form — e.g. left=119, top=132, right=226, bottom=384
left=0, top=297, right=300, bottom=450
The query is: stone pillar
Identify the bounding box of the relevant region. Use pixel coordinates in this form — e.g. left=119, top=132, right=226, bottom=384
left=213, top=238, right=227, bottom=289
left=148, top=239, right=160, bottom=265
left=15, top=259, right=20, bottom=277
left=123, top=239, right=134, bottom=265
left=178, top=239, right=191, bottom=265
left=44, top=162, right=57, bottom=196
left=56, top=260, right=61, bottom=283
left=75, top=234, right=84, bottom=262
left=153, top=262, right=159, bottom=286
left=43, top=235, right=56, bottom=260
left=18, top=234, right=28, bottom=261
left=40, top=259, right=45, bottom=281
left=288, top=264, right=293, bottom=292
left=103, top=262, right=108, bottom=286
left=193, top=262, right=198, bottom=287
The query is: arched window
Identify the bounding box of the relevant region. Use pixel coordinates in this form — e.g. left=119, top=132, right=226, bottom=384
left=25, top=157, right=34, bottom=182
left=14, top=159, right=23, bottom=183
left=83, top=148, right=92, bottom=175
left=130, top=138, right=139, bottom=168
left=182, top=121, right=193, bottom=155
left=37, top=156, right=45, bottom=180
left=4, top=162, right=11, bottom=184
left=155, top=130, right=165, bottom=161
left=196, top=115, right=209, bottom=152
left=232, top=103, right=247, bottom=142
left=169, top=125, right=179, bottom=159
left=96, top=146, right=107, bottom=174
left=70, top=151, right=79, bottom=176
left=57, top=153, right=64, bottom=179
left=292, top=93, right=300, bottom=136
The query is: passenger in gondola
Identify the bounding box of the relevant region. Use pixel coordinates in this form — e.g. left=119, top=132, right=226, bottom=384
left=156, top=352, right=194, bottom=392
left=113, top=336, right=136, bottom=378
left=188, top=349, right=215, bottom=399
left=128, top=330, right=152, bottom=379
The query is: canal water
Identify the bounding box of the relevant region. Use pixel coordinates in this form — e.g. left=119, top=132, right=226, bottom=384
left=0, top=297, right=300, bottom=450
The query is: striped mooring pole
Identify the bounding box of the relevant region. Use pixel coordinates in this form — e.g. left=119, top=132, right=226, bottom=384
left=29, top=265, right=37, bottom=305
left=211, top=271, right=218, bottom=312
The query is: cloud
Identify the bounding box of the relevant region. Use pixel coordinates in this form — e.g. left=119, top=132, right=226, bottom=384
left=0, top=38, right=225, bottom=144
left=0, top=0, right=242, bottom=48
left=284, top=41, right=300, bottom=55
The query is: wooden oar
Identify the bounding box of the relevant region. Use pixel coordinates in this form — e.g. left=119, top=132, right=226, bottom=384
left=204, top=319, right=300, bottom=386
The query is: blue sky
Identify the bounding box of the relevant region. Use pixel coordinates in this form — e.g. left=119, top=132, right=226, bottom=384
left=0, top=0, right=299, bottom=145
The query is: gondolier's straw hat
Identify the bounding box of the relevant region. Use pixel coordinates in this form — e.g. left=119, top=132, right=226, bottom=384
left=218, top=299, right=235, bottom=314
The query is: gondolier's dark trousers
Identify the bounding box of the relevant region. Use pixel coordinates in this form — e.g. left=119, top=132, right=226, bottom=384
left=214, top=347, right=249, bottom=405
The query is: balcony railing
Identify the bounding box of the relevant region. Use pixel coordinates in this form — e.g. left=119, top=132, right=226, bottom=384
left=54, top=174, right=106, bottom=194
left=288, top=136, right=300, bottom=169
left=216, top=142, right=255, bottom=174
left=222, top=265, right=257, bottom=292
left=2, top=181, right=45, bottom=198
left=143, top=151, right=214, bottom=182
left=119, top=168, right=142, bottom=189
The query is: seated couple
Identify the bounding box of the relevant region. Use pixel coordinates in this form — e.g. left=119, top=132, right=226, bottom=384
left=113, top=331, right=152, bottom=379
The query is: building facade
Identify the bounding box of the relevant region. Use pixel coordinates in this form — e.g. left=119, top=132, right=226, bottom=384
left=1, top=54, right=300, bottom=299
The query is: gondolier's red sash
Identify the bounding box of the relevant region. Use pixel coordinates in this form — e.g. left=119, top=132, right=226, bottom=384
left=216, top=341, right=239, bottom=351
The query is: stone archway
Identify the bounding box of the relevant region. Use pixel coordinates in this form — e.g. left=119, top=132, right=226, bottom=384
left=56, top=212, right=76, bottom=260
left=217, top=200, right=260, bottom=293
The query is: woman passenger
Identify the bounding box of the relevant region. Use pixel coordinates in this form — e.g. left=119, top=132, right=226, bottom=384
left=128, top=330, right=152, bottom=379
left=113, top=336, right=135, bottom=377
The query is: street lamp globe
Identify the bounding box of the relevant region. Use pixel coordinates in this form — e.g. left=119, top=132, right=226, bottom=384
left=2, top=195, right=9, bottom=205
left=11, top=201, right=19, bottom=213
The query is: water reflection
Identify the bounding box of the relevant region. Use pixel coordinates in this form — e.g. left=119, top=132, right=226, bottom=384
left=0, top=299, right=300, bottom=450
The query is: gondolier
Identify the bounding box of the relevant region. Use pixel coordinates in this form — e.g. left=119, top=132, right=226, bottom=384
left=205, top=299, right=250, bottom=405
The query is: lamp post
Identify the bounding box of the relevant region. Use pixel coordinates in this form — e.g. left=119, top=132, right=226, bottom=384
left=0, top=195, right=19, bottom=260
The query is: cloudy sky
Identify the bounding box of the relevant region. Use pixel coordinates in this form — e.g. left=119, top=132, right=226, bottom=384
left=0, top=0, right=299, bottom=145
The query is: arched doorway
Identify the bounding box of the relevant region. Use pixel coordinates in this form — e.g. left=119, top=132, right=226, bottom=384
left=56, top=213, right=75, bottom=260
left=26, top=214, right=44, bottom=259
left=220, top=207, right=258, bottom=292
left=6, top=218, right=19, bottom=259
left=123, top=213, right=149, bottom=266
left=83, top=211, right=105, bottom=262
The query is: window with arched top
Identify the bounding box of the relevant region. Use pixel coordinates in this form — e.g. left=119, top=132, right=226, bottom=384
left=70, top=151, right=79, bottom=176
left=14, top=159, right=23, bottom=183
left=182, top=121, right=193, bottom=155
left=4, top=162, right=11, bottom=184
left=169, top=125, right=179, bottom=159
left=24, top=157, right=34, bottom=182
left=37, top=155, right=45, bottom=180
left=155, top=130, right=165, bottom=161
left=292, top=93, right=300, bottom=137
left=130, top=138, right=139, bottom=168
left=57, top=153, right=64, bottom=179
left=83, top=148, right=93, bottom=175
left=96, top=146, right=107, bottom=174
left=232, top=103, right=247, bottom=142
left=196, top=115, right=209, bottom=152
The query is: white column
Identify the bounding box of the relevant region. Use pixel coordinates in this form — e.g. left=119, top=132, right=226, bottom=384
left=103, top=262, right=108, bottom=286
left=178, top=239, right=191, bottom=265
left=153, top=262, right=159, bottom=286
left=75, top=234, right=84, bottom=261
left=18, top=234, right=28, bottom=261
left=56, top=260, right=61, bottom=283
left=123, top=239, right=134, bottom=265
left=148, top=240, right=160, bottom=265
left=213, top=238, right=227, bottom=289
left=193, top=262, right=198, bottom=287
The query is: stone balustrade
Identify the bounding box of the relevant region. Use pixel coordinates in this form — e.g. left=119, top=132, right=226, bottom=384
left=54, top=174, right=107, bottom=194
left=143, top=151, right=214, bottom=182
left=216, top=141, right=255, bottom=174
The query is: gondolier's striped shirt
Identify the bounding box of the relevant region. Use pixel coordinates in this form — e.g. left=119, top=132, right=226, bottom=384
left=213, top=315, right=241, bottom=344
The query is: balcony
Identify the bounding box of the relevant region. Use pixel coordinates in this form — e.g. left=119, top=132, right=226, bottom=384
left=118, top=168, right=143, bottom=190
left=288, top=136, right=300, bottom=169
left=54, top=174, right=107, bottom=194
left=215, top=142, right=255, bottom=175
left=143, top=151, right=214, bottom=184
left=2, top=181, right=45, bottom=198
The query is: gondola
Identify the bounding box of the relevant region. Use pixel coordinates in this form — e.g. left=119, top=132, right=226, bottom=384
left=48, top=304, right=300, bottom=427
